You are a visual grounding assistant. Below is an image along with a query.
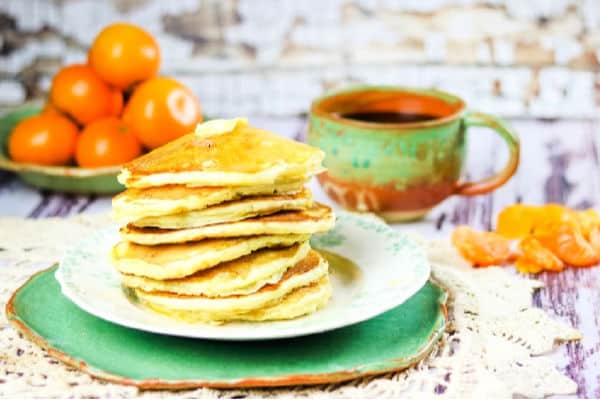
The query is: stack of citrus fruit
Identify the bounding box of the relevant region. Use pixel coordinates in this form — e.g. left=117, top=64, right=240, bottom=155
left=8, top=23, right=203, bottom=168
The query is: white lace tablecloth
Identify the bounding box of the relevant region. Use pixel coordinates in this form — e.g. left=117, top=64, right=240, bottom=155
left=0, top=215, right=581, bottom=398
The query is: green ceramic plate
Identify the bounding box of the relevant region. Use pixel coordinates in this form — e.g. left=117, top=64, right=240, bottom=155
left=0, top=105, right=123, bottom=194
left=6, top=266, right=447, bottom=389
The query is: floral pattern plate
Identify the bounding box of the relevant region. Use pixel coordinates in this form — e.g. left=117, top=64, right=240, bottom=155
left=56, top=211, right=430, bottom=340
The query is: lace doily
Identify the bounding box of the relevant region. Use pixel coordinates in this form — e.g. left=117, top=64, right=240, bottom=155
left=0, top=215, right=581, bottom=398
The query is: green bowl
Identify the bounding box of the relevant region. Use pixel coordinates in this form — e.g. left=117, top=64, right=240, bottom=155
left=0, top=105, right=124, bottom=194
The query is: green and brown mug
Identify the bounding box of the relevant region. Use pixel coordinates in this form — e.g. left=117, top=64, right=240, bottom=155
left=308, top=86, right=520, bottom=222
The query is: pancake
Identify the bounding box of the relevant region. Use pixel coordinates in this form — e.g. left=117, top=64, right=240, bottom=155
left=131, top=188, right=313, bottom=229
left=121, top=202, right=335, bottom=245
left=133, top=250, right=329, bottom=322
left=119, top=242, right=311, bottom=297
left=111, top=234, right=309, bottom=280
left=138, top=276, right=331, bottom=323
left=118, top=123, right=325, bottom=188
left=236, top=276, right=331, bottom=322
left=112, top=180, right=305, bottom=224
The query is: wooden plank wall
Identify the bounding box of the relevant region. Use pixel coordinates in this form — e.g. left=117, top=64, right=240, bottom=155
left=1, top=0, right=600, bottom=118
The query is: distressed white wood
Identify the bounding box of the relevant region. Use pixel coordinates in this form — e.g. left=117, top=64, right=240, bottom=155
left=2, top=1, right=600, bottom=117
left=0, top=178, right=43, bottom=217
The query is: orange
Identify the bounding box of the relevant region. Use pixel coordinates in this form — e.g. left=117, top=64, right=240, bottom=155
left=88, top=23, right=160, bottom=90
left=123, top=77, right=202, bottom=149
left=109, top=88, right=124, bottom=117
left=8, top=114, right=79, bottom=166
left=75, top=117, right=142, bottom=168
left=41, top=102, right=63, bottom=117
left=50, top=64, right=123, bottom=125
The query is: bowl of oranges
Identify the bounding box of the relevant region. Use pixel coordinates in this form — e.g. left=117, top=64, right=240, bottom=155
left=0, top=23, right=203, bottom=194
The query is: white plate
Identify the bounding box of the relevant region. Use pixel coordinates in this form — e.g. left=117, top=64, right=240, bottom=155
left=56, top=211, right=430, bottom=341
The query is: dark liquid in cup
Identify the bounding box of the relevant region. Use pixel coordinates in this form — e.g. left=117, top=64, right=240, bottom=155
left=341, top=111, right=439, bottom=123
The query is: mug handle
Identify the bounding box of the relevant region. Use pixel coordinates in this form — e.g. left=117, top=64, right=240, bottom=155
left=454, top=111, right=520, bottom=196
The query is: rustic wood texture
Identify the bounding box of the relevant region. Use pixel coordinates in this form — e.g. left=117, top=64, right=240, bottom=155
left=1, top=0, right=600, bottom=118
left=0, top=117, right=598, bottom=397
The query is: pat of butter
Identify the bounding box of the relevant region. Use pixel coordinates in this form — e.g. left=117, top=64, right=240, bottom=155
left=194, top=118, right=248, bottom=139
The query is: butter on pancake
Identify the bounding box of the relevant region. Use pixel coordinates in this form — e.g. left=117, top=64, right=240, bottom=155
left=132, top=188, right=313, bottom=229
left=118, top=125, right=325, bottom=188
left=111, top=234, right=309, bottom=280
left=119, top=242, right=310, bottom=297
left=112, top=180, right=305, bottom=224
left=133, top=250, right=329, bottom=323
left=194, top=117, right=247, bottom=139
left=120, top=202, right=335, bottom=245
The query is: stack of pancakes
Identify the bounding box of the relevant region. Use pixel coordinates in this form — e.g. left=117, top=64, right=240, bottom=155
left=110, top=118, right=335, bottom=323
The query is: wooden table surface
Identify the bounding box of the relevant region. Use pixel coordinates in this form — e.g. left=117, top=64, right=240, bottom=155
left=0, top=117, right=598, bottom=398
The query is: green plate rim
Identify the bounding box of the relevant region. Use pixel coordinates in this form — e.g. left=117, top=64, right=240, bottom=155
left=5, top=266, right=448, bottom=389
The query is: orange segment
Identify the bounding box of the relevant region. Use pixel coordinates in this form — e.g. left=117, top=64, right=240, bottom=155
left=533, top=220, right=598, bottom=267
left=518, top=236, right=563, bottom=272
left=588, top=226, right=600, bottom=255
left=451, top=225, right=512, bottom=266
left=576, top=209, right=600, bottom=236
left=574, top=209, right=600, bottom=257
left=515, top=257, right=544, bottom=274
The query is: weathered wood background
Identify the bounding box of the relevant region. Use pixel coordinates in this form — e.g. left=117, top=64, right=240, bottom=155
left=0, top=117, right=598, bottom=397
left=1, top=0, right=600, bottom=118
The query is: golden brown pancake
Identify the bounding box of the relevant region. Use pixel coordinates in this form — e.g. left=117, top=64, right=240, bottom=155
left=236, top=276, right=331, bottom=322
left=118, top=242, right=311, bottom=296
left=118, top=126, right=325, bottom=188
left=138, top=276, right=331, bottom=323
left=120, top=202, right=335, bottom=245
left=111, top=234, right=309, bottom=280
left=133, top=251, right=330, bottom=322
left=112, top=180, right=306, bottom=224
left=131, top=188, right=313, bottom=229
